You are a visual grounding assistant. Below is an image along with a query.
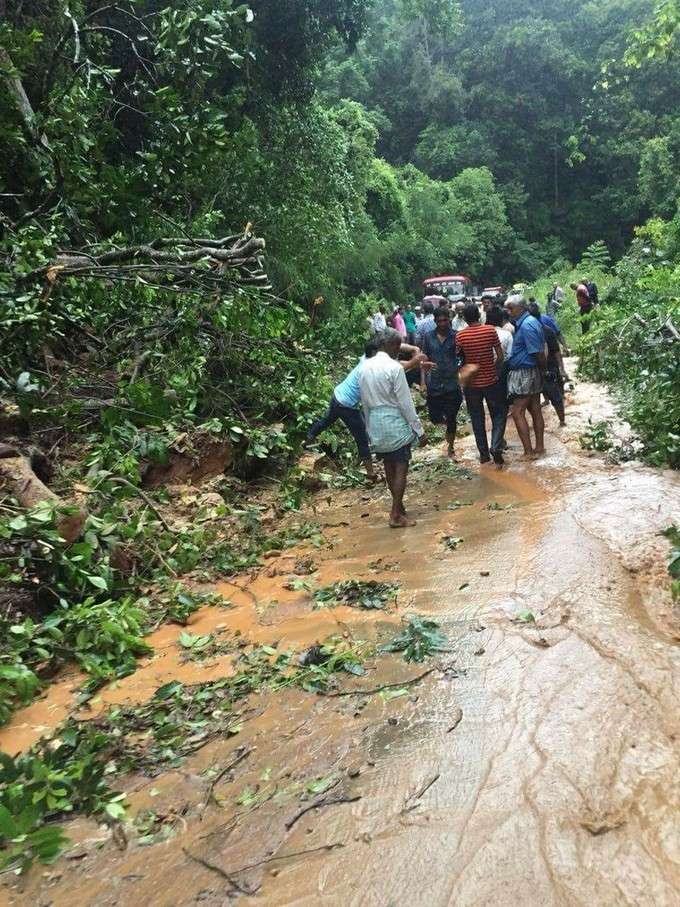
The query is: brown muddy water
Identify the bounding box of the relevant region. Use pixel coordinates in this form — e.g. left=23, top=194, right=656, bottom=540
left=2, top=373, right=679, bottom=906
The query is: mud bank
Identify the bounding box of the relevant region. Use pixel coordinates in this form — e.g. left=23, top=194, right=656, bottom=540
left=2, top=373, right=679, bottom=906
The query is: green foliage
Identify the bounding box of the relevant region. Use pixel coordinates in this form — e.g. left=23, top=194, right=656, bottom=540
left=578, top=219, right=680, bottom=467
left=579, top=420, right=614, bottom=452
left=579, top=241, right=612, bottom=274
left=314, top=579, right=399, bottom=610
left=382, top=616, right=449, bottom=662
left=624, top=0, right=680, bottom=65
left=0, top=725, right=127, bottom=873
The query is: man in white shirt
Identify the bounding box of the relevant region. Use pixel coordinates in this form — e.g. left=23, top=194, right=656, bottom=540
left=359, top=329, right=427, bottom=528
left=451, top=302, right=467, bottom=333
left=547, top=283, right=565, bottom=318
left=372, top=305, right=387, bottom=334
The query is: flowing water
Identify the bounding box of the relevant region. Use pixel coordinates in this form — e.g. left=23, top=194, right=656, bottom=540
left=2, top=375, right=679, bottom=906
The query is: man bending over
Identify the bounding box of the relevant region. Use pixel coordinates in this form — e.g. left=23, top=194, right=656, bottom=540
left=360, top=329, right=428, bottom=528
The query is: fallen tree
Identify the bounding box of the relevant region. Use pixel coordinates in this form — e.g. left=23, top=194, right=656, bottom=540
left=0, top=444, right=85, bottom=543
left=32, top=228, right=270, bottom=296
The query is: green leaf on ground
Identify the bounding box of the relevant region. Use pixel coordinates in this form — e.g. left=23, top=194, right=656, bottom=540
left=381, top=617, right=449, bottom=663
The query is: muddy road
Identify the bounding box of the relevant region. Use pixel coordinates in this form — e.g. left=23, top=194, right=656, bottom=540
left=2, top=375, right=679, bottom=906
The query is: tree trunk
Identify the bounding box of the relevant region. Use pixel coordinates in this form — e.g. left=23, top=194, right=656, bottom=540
left=0, top=452, right=85, bottom=543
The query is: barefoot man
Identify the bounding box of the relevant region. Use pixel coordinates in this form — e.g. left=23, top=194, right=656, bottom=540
left=420, top=306, right=463, bottom=459
left=505, top=296, right=546, bottom=459
left=360, top=328, right=428, bottom=528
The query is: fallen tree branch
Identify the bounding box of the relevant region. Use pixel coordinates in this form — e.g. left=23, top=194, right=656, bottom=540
left=30, top=229, right=270, bottom=295
left=0, top=446, right=85, bottom=543
left=128, top=350, right=152, bottom=385
left=285, top=793, right=360, bottom=831
left=106, top=476, right=171, bottom=531
left=0, top=48, right=51, bottom=150
left=402, top=772, right=440, bottom=813
left=182, top=848, right=255, bottom=896
left=325, top=668, right=434, bottom=697
left=223, top=841, right=345, bottom=878
left=200, top=746, right=251, bottom=816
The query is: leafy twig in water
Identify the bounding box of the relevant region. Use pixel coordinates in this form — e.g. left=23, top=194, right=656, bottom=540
left=381, top=617, right=450, bottom=663
left=314, top=579, right=399, bottom=611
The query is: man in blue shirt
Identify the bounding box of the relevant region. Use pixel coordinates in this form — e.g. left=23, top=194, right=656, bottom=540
left=529, top=297, right=569, bottom=356
left=420, top=307, right=462, bottom=459
left=505, top=296, right=547, bottom=459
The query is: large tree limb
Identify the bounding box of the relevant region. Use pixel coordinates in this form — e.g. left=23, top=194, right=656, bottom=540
left=0, top=447, right=85, bottom=543
left=30, top=230, right=270, bottom=294
left=0, top=47, right=50, bottom=150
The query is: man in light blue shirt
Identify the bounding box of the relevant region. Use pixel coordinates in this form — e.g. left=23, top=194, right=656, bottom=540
left=506, top=296, right=547, bottom=459
left=306, top=341, right=378, bottom=480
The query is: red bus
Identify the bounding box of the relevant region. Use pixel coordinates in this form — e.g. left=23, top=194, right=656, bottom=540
left=423, top=274, right=472, bottom=301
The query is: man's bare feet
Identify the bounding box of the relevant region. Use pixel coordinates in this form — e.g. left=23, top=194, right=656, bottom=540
left=519, top=452, right=538, bottom=461
left=533, top=447, right=546, bottom=457
left=389, top=514, right=416, bottom=528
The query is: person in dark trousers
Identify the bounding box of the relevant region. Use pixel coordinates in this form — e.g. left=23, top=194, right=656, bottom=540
left=456, top=302, right=506, bottom=466
left=420, top=307, right=463, bottom=459
left=529, top=302, right=566, bottom=426
left=306, top=339, right=380, bottom=480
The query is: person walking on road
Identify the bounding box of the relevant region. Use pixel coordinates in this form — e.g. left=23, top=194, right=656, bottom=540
left=403, top=304, right=417, bottom=344
left=420, top=307, right=463, bottom=460
left=455, top=302, right=507, bottom=466
left=547, top=283, right=565, bottom=318
left=571, top=281, right=593, bottom=334
left=451, top=301, right=467, bottom=332
left=583, top=276, right=599, bottom=307
left=505, top=296, right=546, bottom=460
left=528, top=302, right=567, bottom=426
left=530, top=298, right=569, bottom=356
left=415, top=300, right=436, bottom=346
left=485, top=305, right=513, bottom=359
left=359, top=329, right=427, bottom=528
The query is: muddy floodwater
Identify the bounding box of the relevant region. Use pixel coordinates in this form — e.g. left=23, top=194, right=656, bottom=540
left=2, top=374, right=679, bottom=906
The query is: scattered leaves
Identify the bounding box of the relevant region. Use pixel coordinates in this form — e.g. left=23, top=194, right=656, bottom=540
left=381, top=617, right=449, bottom=663
left=314, top=580, right=399, bottom=611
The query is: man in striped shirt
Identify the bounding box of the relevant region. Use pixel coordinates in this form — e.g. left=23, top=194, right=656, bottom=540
left=456, top=303, right=507, bottom=466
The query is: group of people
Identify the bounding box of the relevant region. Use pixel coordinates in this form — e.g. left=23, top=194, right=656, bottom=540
left=308, top=289, right=572, bottom=528
left=369, top=303, right=421, bottom=344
